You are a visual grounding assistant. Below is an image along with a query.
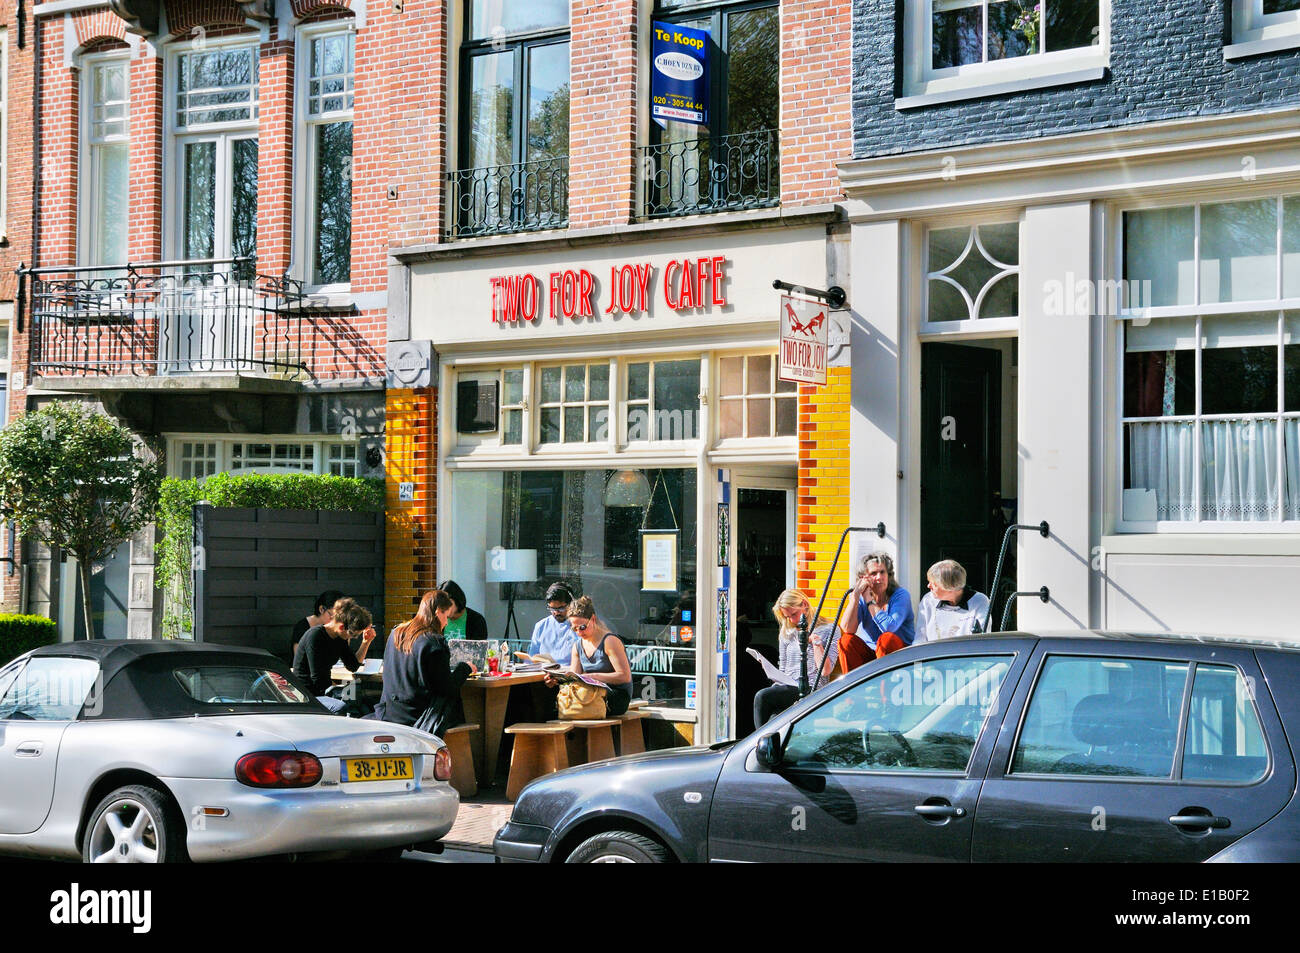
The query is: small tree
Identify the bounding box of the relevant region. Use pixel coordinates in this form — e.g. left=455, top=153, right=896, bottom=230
left=0, top=402, right=162, bottom=640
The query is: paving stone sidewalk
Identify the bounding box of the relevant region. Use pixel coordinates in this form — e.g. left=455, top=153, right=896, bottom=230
left=442, top=796, right=513, bottom=852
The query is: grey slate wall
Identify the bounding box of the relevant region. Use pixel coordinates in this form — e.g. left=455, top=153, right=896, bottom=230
left=854, top=0, right=1300, bottom=158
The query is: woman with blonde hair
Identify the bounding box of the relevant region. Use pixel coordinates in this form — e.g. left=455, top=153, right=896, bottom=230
left=543, top=595, right=634, bottom=716
left=752, top=589, right=839, bottom=729
left=373, top=589, right=476, bottom=731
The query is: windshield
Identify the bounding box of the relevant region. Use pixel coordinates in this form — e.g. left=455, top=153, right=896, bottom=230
left=173, top=666, right=314, bottom=706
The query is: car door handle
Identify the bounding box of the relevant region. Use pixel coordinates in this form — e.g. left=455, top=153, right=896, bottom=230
left=1168, top=813, right=1230, bottom=832
left=15, top=742, right=43, bottom=757
left=914, top=804, right=965, bottom=818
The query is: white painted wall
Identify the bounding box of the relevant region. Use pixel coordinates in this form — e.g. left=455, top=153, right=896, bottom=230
left=1016, top=202, right=1094, bottom=629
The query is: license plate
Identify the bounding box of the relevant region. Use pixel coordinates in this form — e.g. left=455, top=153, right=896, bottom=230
left=342, top=756, right=414, bottom=783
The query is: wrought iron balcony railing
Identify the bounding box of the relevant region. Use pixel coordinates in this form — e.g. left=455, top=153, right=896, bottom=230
left=20, top=258, right=313, bottom=379
left=640, top=128, right=779, bottom=220
left=448, top=155, right=569, bottom=238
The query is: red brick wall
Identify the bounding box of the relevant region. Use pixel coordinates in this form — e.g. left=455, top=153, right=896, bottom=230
left=780, top=0, right=852, bottom=208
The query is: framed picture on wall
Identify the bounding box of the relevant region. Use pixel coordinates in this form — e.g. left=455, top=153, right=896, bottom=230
left=640, top=530, right=679, bottom=592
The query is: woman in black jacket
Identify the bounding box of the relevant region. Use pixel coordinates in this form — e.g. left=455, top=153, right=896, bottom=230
left=373, top=589, right=477, bottom=730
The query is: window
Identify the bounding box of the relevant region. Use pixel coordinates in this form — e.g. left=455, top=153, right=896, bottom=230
left=538, top=363, right=609, bottom=445
left=454, top=1, right=569, bottom=236
left=450, top=467, right=699, bottom=709
left=626, top=359, right=700, bottom=441
left=925, top=222, right=1019, bottom=327
left=717, top=353, right=794, bottom=439
left=300, top=28, right=354, bottom=287
left=178, top=441, right=219, bottom=480
left=1184, top=665, right=1268, bottom=783
left=173, top=43, right=259, bottom=277
left=643, top=1, right=778, bottom=218
left=168, top=438, right=361, bottom=477
left=82, top=55, right=130, bottom=267
left=782, top=655, right=1012, bottom=772
left=1227, top=0, right=1300, bottom=58
left=501, top=368, right=526, bottom=445
left=900, top=1, right=1107, bottom=108
left=1011, top=656, right=1188, bottom=778
left=1120, top=195, right=1300, bottom=526
left=173, top=666, right=312, bottom=705
left=0, top=657, right=101, bottom=721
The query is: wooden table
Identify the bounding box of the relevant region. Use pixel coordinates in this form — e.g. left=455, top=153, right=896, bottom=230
left=460, top=671, right=546, bottom=788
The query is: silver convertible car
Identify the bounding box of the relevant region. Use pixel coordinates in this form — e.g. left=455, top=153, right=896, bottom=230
left=0, top=640, right=459, bottom=862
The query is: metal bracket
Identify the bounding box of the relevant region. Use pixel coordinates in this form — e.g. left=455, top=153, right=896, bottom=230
left=772, top=279, right=847, bottom=310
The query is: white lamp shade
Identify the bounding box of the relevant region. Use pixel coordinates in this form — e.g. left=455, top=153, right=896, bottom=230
left=485, top=547, right=538, bottom=583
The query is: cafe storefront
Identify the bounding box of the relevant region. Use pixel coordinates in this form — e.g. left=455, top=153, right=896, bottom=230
left=395, top=215, right=848, bottom=744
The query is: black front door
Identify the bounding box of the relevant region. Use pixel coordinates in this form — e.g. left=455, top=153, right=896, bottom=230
left=920, top=343, right=1003, bottom=598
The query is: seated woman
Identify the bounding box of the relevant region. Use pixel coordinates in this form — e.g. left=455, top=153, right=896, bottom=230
left=292, top=597, right=377, bottom=712
left=837, top=552, right=915, bottom=673
left=753, top=589, right=840, bottom=729
left=373, top=589, right=477, bottom=731
left=544, top=595, right=634, bottom=717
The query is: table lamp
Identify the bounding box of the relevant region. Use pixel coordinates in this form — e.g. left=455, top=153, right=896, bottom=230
left=485, top=547, right=538, bottom=641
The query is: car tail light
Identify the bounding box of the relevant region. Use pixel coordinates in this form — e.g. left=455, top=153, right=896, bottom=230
left=434, top=747, right=452, bottom=782
left=236, top=751, right=323, bottom=788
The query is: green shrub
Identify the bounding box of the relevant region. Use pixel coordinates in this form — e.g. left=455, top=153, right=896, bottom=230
left=156, top=473, right=384, bottom=638
left=0, top=614, right=57, bottom=666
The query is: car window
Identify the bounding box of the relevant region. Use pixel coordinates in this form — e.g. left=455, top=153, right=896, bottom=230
left=782, top=655, right=1012, bottom=773
left=173, top=666, right=313, bottom=705
left=1011, top=656, right=1188, bottom=778
left=0, top=657, right=101, bottom=721
left=1183, top=664, right=1268, bottom=783
left=0, top=659, right=25, bottom=707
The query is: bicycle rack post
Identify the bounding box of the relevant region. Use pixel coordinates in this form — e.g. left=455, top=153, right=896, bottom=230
left=804, top=523, right=885, bottom=698
left=985, top=521, right=1049, bottom=632
left=998, top=586, right=1051, bottom=633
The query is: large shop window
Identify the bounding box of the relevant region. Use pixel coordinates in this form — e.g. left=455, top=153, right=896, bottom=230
left=454, top=1, right=570, bottom=237
left=450, top=468, right=699, bottom=708
left=1120, top=195, right=1300, bottom=526
left=82, top=56, right=130, bottom=268
left=301, top=29, right=354, bottom=287
left=642, top=0, right=779, bottom=219
left=900, top=0, right=1106, bottom=107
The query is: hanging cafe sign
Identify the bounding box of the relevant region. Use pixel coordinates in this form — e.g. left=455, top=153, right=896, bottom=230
left=489, top=256, right=730, bottom=324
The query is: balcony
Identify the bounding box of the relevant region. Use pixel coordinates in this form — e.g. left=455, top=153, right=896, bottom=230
left=448, top=156, right=569, bottom=239
left=640, top=129, right=779, bottom=220
left=21, top=258, right=315, bottom=389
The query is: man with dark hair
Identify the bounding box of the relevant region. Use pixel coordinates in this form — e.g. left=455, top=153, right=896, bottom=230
left=289, top=589, right=345, bottom=662
left=526, top=581, right=578, bottom=664
left=437, top=579, right=489, bottom=640
left=292, top=597, right=377, bottom=712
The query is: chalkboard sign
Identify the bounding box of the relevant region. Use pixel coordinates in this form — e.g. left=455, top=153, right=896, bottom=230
left=448, top=639, right=491, bottom=672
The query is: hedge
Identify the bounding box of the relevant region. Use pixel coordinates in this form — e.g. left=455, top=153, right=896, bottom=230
left=157, top=473, right=384, bottom=638
left=0, top=614, right=57, bottom=666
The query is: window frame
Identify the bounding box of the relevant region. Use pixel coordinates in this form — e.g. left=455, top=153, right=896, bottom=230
left=1114, top=191, right=1300, bottom=533
left=166, top=435, right=364, bottom=478
left=921, top=218, right=1022, bottom=336
left=1226, top=0, right=1300, bottom=59
left=622, top=357, right=704, bottom=447
left=535, top=360, right=613, bottom=449
left=78, top=49, right=132, bottom=268
left=714, top=350, right=796, bottom=444
left=898, top=0, right=1110, bottom=110
left=162, top=33, right=263, bottom=268
left=293, top=20, right=356, bottom=293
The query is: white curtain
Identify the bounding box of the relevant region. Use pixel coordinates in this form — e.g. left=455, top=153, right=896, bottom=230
left=1200, top=419, right=1278, bottom=521
left=1285, top=421, right=1300, bottom=521
left=1128, top=421, right=1195, bottom=521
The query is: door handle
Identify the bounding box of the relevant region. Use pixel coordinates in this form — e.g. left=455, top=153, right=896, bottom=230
left=15, top=742, right=43, bottom=757
left=914, top=803, right=965, bottom=819
left=1168, top=812, right=1230, bottom=832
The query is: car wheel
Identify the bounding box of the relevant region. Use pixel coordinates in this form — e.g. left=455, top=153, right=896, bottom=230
left=83, top=785, right=187, bottom=864
left=566, top=830, right=668, bottom=864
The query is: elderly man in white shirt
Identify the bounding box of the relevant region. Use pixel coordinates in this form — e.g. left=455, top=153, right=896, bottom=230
left=916, top=559, right=990, bottom=643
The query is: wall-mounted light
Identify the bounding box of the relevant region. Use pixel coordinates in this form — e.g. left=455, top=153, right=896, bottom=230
left=604, top=469, right=652, bottom=508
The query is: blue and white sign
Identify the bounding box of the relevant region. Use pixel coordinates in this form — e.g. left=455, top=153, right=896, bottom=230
left=651, top=21, right=708, bottom=127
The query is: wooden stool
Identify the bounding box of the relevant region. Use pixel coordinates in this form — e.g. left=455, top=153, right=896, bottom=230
left=615, top=710, right=648, bottom=756
left=441, top=723, right=479, bottom=798
left=503, top=723, right=574, bottom=801
left=549, top=718, right=619, bottom=765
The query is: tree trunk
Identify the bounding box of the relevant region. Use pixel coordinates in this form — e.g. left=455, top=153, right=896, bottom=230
left=78, top=555, right=96, bottom=641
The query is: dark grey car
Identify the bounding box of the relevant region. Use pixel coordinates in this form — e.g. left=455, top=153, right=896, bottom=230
left=494, top=631, right=1300, bottom=862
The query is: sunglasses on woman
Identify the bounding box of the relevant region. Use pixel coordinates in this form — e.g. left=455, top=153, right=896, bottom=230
left=571, top=621, right=591, bottom=633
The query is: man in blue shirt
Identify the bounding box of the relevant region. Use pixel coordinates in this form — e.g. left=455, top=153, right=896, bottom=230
left=526, top=582, right=578, bottom=666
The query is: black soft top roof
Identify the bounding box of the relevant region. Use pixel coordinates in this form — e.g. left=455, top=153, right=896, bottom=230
left=25, top=640, right=322, bottom=720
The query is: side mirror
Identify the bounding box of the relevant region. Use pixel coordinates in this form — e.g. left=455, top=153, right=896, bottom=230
left=754, top=733, right=783, bottom=770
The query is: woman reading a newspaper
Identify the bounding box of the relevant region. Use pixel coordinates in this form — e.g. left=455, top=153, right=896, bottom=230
left=751, top=589, right=839, bottom=729
left=540, top=596, right=634, bottom=716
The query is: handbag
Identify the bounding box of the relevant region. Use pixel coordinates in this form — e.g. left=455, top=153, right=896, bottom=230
left=557, top=682, right=607, bottom=720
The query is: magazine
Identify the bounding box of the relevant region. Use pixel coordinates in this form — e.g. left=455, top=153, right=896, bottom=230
left=745, top=647, right=797, bottom=688
left=513, top=652, right=606, bottom=688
